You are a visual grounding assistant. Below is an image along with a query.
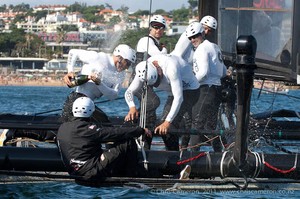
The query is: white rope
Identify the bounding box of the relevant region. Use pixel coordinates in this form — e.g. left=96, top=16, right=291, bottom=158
left=138, top=84, right=149, bottom=170
left=220, top=151, right=229, bottom=178
left=135, top=0, right=153, bottom=171
left=135, top=138, right=148, bottom=170
left=139, top=84, right=148, bottom=128
left=250, top=151, right=262, bottom=178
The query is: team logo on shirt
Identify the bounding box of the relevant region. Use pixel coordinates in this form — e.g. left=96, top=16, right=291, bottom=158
left=126, top=89, right=134, bottom=102
left=193, top=59, right=199, bottom=72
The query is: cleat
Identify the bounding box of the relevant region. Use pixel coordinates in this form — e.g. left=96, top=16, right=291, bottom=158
left=179, top=165, right=191, bottom=180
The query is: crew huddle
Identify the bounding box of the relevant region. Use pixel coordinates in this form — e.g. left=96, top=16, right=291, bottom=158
left=57, top=15, right=233, bottom=181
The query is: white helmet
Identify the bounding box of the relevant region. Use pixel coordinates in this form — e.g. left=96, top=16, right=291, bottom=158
left=113, top=44, right=136, bottom=63
left=185, top=22, right=204, bottom=38
left=135, top=61, right=158, bottom=86
left=150, top=15, right=166, bottom=27
left=200, top=15, right=217, bottom=30
left=72, top=97, right=95, bottom=118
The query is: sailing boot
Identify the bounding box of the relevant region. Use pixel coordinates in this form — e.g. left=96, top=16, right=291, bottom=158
left=179, top=165, right=191, bottom=180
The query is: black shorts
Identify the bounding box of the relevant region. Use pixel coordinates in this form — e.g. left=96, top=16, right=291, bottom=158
left=77, top=139, right=138, bottom=180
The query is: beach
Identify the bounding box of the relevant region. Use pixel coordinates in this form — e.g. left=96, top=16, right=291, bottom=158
left=0, top=75, right=65, bottom=87
left=0, top=71, right=131, bottom=88
left=253, top=80, right=300, bottom=91
left=0, top=71, right=132, bottom=87
left=1, top=74, right=298, bottom=90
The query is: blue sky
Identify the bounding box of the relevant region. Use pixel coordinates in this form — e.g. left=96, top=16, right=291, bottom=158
left=1, top=0, right=190, bottom=12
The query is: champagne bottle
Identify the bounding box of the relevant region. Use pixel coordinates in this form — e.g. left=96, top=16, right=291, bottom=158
left=68, top=75, right=89, bottom=88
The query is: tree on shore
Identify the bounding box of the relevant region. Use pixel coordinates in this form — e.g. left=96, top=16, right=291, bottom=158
left=0, top=1, right=195, bottom=57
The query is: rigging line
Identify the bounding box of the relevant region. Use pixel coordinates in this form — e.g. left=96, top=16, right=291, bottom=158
left=263, top=153, right=298, bottom=174
left=139, top=0, right=153, bottom=128
left=256, top=79, right=264, bottom=99
left=259, top=83, right=281, bottom=132
left=252, top=89, right=276, bottom=116
left=255, top=79, right=277, bottom=112
left=34, top=96, right=125, bottom=115
left=137, top=0, right=153, bottom=171
left=253, top=80, right=300, bottom=115
left=35, top=89, right=165, bottom=116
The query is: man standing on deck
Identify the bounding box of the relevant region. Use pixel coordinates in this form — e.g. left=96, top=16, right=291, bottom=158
left=131, top=15, right=168, bottom=149
left=170, top=16, right=220, bottom=149
left=61, top=44, right=136, bottom=124
left=124, top=54, right=200, bottom=151
left=185, top=22, right=227, bottom=152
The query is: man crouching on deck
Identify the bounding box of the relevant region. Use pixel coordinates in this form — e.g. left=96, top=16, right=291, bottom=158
left=56, top=97, right=152, bottom=181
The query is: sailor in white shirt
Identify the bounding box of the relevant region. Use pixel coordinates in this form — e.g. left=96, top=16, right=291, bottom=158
left=171, top=16, right=219, bottom=149
left=186, top=22, right=227, bottom=152
left=136, top=15, right=167, bottom=57
left=133, top=15, right=168, bottom=149
left=170, top=16, right=218, bottom=65
left=200, top=15, right=218, bottom=40
left=61, top=44, right=136, bottom=123
left=124, top=54, right=200, bottom=151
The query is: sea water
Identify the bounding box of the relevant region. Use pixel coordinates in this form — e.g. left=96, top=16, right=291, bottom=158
left=0, top=86, right=300, bottom=198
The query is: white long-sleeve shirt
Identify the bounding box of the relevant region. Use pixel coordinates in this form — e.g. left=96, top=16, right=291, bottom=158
left=170, top=32, right=194, bottom=65
left=67, top=49, right=124, bottom=101
left=136, top=35, right=167, bottom=56
left=125, top=54, right=199, bottom=123
left=193, top=40, right=227, bottom=86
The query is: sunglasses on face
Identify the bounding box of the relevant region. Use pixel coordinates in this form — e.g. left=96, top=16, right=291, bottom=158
left=152, top=25, right=165, bottom=30
left=188, top=33, right=201, bottom=40
left=125, top=59, right=132, bottom=67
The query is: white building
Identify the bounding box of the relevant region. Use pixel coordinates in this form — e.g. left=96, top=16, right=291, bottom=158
left=166, top=22, right=189, bottom=36
left=80, top=30, right=107, bottom=41
left=45, top=12, right=68, bottom=23
left=32, top=5, right=67, bottom=13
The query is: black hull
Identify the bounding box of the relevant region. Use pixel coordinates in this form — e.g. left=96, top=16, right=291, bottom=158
left=0, top=146, right=299, bottom=180
left=2, top=112, right=300, bottom=141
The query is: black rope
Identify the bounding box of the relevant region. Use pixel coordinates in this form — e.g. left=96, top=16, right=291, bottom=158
left=34, top=97, right=125, bottom=116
